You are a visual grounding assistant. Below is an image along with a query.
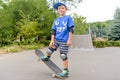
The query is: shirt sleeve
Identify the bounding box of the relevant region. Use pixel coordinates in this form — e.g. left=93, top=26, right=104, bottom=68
left=68, top=16, right=74, bottom=28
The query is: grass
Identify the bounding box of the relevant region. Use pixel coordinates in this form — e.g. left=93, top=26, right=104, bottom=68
left=0, top=43, right=45, bottom=54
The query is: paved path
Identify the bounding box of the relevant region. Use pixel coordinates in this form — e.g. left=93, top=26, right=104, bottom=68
left=0, top=47, right=120, bottom=80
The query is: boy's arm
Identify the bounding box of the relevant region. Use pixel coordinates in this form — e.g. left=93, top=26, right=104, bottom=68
left=67, top=32, right=73, bottom=46
left=67, top=26, right=74, bottom=46
left=51, top=34, right=55, bottom=43
left=49, top=30, right=55, bottom=47
left=67, top=16, right=74, bottom=46
left=49, top=34, right=55, bottom=47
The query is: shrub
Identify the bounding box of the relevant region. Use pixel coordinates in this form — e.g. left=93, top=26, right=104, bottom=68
left=93, top=41, right=106, bottom=48
left=93, top=41, right=120, bottom=48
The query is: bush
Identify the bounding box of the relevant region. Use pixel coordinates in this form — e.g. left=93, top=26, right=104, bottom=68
left=106, top=41, right=120, bottom=47
left=93, top=41, right=120, bottom=48
left=93, top=41, right=106, bottom=48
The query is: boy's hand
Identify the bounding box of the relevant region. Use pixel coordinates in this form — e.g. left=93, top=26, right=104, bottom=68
left=67, top=32, right=72, bottom=46
left=66, top=40, right=71, bottom=46
left=49, top=35, right=55, bottom=48
left=49, top=41, right=55, bottom=48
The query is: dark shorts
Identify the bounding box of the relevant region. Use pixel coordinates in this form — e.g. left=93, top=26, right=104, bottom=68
left=54, top=40, right=69, bottom=54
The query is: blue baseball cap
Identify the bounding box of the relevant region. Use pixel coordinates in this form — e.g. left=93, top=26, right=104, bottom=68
left=53, top=2, right=66, bottom=9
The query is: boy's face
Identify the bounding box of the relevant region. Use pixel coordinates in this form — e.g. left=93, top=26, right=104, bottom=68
left=57, top=5, right=67, bottom=16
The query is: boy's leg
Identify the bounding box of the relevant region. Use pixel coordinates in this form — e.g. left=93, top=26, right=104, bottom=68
left=59, top=42, right=69, bottom=77
left=41, top=47, right=54, bottom=61
left=41, top=41, right=59, bottom=61
left=63, top=59, right=68, bottom=70
left=59, top=53, right=69, bottom=77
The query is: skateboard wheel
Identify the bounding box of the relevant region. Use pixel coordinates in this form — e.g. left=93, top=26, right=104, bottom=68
left=52, top=74, right=56, bottom=78
left=37, top=58, right=40, bottom=62
left=52, top=74, right=64, bottom=79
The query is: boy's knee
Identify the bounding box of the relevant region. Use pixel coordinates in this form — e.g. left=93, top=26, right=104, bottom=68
left=46, top=47, right=56, bottom=54
left=60, top=52, right=68, bottom=61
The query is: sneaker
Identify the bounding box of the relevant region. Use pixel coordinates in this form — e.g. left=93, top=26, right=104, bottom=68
left=41, top=55, right=50, bottom=61
left=59, top=70, right=69, bottom=77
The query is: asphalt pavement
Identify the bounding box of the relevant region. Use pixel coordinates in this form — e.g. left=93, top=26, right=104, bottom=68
left=0, top=47, right=120, bottom=80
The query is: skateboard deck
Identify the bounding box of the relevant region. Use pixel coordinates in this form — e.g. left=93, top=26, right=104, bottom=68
left=35, top=49, right=65, bottom=79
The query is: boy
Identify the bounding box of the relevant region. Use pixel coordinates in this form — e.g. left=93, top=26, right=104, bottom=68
left=41, top=2, right=74, bottom=77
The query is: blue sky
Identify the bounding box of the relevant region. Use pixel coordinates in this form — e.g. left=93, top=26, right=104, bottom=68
left=72, top=0, right=120, bottom=22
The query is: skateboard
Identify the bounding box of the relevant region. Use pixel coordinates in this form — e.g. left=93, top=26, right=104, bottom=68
left=35, top=49, right=65, bottom=79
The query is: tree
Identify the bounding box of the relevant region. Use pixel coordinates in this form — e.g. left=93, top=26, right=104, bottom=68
left=73, top=13, right=87, bottom=34
left=0, top=0, right=16, bottom=46
left=109, top=8, right=120, bottom=41
left=91, top=22, right=106, bottom=37
left=0, top=0, right=56, bottom=46
left=12, top=0, right=56, bottom=41
left=90, top=20, right=112, bottom=39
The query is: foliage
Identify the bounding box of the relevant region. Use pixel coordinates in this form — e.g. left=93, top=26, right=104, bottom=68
left=93, top=41, right=106, bottom=48
left=108, top=8, right=120, bottom=41
left=0, top=0, right=56, bottom=46
left=73, top=13, right=87, bottom=34
left=16, top=20, right=41, bottom=39
left=93, top=41, right=120, bottom=48
left=106, top=41, right=120, bottom=47
left=0, top=1, right=16, bottom=46
left=90, top=20, right=112, bottom=39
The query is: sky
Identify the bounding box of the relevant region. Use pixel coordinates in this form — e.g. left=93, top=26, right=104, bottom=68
left=71, top=0, right=120, bottom=22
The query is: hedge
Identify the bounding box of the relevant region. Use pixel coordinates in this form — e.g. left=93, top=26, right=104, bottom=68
left=93, top=41, right=120, bottom=48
